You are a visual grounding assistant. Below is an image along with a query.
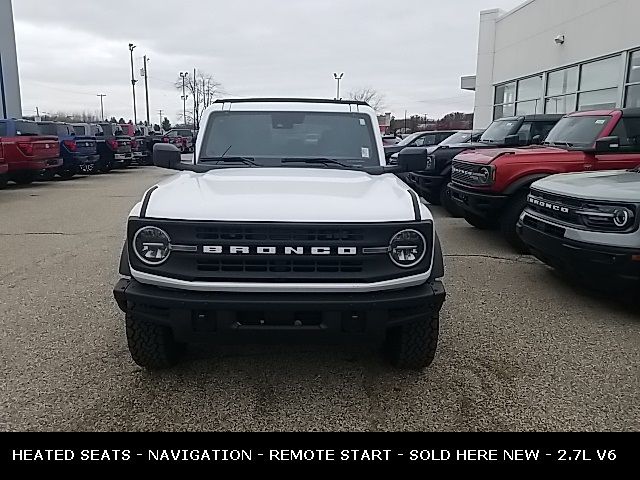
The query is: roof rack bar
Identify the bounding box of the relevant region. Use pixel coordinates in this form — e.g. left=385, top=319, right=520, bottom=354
left=212, top=98, right=369, bottom=106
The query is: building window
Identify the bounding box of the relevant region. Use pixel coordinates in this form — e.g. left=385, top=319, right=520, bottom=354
left=544, top=56, right=621, bottom=113
left=625, top=50, right=640, bottom=107
left=494, top=77, right=542, bottom=119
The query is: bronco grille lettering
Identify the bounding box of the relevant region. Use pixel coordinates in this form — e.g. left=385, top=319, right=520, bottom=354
left=202, top=246, right=359, bottom=255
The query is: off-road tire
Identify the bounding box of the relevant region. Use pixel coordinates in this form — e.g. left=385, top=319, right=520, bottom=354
left=440, top=183, right=463, bottom=217
left=0, top=175, right=7, bottom=189
left=500, top=192, right=529, bottom=253
left=38, top=169, right=56, bottom=181
left=11, top=172, right=36, bottom=185
left=125, top=314, right=184, bottom=369
left=464, top=212, right=496, bottom=230
left=99, top=160, right=112, bottom=173
left=57, top=169, right=76, bottom=180
left=384, top=309, right=440, bottom=369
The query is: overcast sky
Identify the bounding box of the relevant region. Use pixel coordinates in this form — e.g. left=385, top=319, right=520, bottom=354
left=13, top=0, right=521, bottom=124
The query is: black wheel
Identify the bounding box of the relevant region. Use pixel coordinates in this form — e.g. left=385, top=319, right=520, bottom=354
left=11, top=171, right=36, bottom=185
left=385, top=309, right=440, bottom=369
left=122, top=159, right=132, bottom=168
left=439, top=183, right=463, bottom=217
left=99, top=160, right=113, bottom=173
left=125, top=314, right=184, bottom=369
left=499, top=192, right=529, bottom=253
left=57, top=168, right=76, bottom=180
left=464, top=212, right=496, bottom=230
left=0, top=175, right=7, bottom=189
left=38, top=169, right=56, bottom=181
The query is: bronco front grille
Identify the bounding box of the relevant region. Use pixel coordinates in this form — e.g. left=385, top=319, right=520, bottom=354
left=128, top=219, right=433, bottom=284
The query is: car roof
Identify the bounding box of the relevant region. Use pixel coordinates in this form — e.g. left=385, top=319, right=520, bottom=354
left=214, top=97, right=369, bottom=107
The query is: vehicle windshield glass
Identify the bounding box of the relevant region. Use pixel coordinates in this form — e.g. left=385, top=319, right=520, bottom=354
left=100, top=124, right=115, bottom=136
left=38, top=123, right=62, bottom=136
left=74, top=125, right=86, bottom=135
left=201, top=111, right=380, bottom=167
left=14, top=121, right=41, bottom=136
left=441, top=131, right=472, bottom=145
left=544, top=115, right=612, bottom=147
left=480, top=119, right=521, bottom=143
left=396, top=132, right=422, bottom=146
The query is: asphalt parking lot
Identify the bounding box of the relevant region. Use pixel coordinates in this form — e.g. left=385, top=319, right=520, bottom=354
left=1, top=165, right=639, bottom=432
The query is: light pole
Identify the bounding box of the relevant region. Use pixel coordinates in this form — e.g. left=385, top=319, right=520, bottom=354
left=97, top=94, right=106, bottom=121
left=333, top=72, right=343, bottom=100
left=128, top=43, right=137, bottom=125
left=143, top=55, right=150, bottom=126
left=180, top=72, right=189, bottom=127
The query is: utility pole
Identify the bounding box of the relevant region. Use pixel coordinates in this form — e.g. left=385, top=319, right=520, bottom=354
left=180, top=72, right=188, bottom=127
left=143, top=55, right=150, bottom=126
left=97, top=94, right=106, bottom=120
left=404, top=110, right=407, bottom=132
left=158, top=109, right=163, bottom=128
left=333, top=72, right=344, bottom=100
left=193, top=68, right=197, bottom=129
left=128, top=43, right=137, bottom=125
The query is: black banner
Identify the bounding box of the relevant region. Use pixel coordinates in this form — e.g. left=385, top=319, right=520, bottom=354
left=1, top=432, right=633, bottom=468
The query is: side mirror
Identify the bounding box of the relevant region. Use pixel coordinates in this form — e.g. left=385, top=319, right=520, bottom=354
left=153, top=143, right=182, bottom=170
left=396, top=147, right=427, bottom=172
left=504, top=134, right=521, bottom=146
left=594, top=136, right=620, bottom=153
left=532, top=135, right=542, bottom=145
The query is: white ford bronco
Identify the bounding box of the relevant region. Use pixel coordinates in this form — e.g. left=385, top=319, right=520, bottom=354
left=113, top=98, right=446, bottom=369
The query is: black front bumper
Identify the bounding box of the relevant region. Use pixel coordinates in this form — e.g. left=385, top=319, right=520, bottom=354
left=113, top=278, right=445, bottom=343
left=449, top=183, right=509, bottom=218
left=517, top=220, right=640, bottom=284
left=410, top=173, right=446, bottom=200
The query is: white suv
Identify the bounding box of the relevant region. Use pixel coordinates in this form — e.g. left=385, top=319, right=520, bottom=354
left=113, top=98, right=446, bottom=369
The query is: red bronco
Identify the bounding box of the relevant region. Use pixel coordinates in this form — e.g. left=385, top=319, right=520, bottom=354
left=448, top=108, right=640, bottom=251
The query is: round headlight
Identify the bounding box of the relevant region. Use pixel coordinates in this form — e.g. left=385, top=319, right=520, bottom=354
left=613, top=208, right=632, bottom=228
left=478, top=167, right=491, bottom=182
left=133, top=226, right=171, bottom=265
left=389, top=229, right=426, bottom=268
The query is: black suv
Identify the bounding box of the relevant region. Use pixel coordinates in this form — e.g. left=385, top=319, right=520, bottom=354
left=406, top=114, right=562, bottom=215
left=384, top=130, right=459, bottom=160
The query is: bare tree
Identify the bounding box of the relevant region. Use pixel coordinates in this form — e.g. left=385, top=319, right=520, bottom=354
left=347, top=87, right=386, bottom=112
left=175, top=71, right=222, bottom=129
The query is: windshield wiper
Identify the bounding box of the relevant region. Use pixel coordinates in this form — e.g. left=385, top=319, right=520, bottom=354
left=281, top=157, right=355, bottom=168
left=548, top=141, right=574, bottom=148
left=199, top=156, right=259, bottom=166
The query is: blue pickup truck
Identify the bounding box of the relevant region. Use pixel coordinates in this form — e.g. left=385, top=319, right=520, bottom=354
left=37, top=121, right=100, bottom=179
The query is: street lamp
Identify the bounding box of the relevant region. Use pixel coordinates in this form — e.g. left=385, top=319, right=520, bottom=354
left=333, top=72, right=344, bottom=100
left=128, top=43, right=138, bottom=124
left=180, top=72, right=189, bottom=127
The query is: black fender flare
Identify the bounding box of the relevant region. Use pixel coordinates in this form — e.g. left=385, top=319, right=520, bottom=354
left=119, top=242, right=131, bottom=276
left=503, top=174, right=550, bottom=196
left=429, top=231, right=445, bottom=281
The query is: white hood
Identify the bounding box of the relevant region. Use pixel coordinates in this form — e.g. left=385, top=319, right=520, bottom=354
left=140, top=168, right=428, bottom=223
left=532, top=170, right=640, bottom=202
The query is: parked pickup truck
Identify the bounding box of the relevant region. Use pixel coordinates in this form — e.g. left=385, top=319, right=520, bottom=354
left=0, top=141, right=7, bottom=189
left=407, top=115, right=562, bottom=215
left=113, top=98, right=446, bottom=370
left=133, top=125, right=153, bottom=166
left=38, top=122, right=100, bottom=178
left=166, top=128, right=195, bottom=153
left=0, top=119, right=62, bottom=185
left=95, top=123, right=133, bottom=172
left=449, top=108, right=640, bottom=251
left=518, top=168, right=640, bottom=291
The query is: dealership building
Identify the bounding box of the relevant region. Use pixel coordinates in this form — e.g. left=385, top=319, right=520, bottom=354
left=0, top=0, right=22, bottom=119
left=463, top=0, right=640, bottom=129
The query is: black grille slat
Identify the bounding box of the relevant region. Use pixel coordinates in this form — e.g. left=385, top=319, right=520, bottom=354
left=195, top=226, right=364, bottom=242
left=196, top=258, right=364, bottom=274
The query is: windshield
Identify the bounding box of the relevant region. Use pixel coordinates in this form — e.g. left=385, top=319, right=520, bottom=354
left=441, top=131, right=472, bottom=145
left=480, top=119, right=521, bottom=143
left=396, top=132, right=422, bottom=146
left=99, top=123, right=115, bottom=136
left=544, top=115, right=612, bottom=147
left=200, top=111, right=380, bottom=167
left=73, top=125, right=86, bottom=135
left=13, top=121, right=41, bottom=136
